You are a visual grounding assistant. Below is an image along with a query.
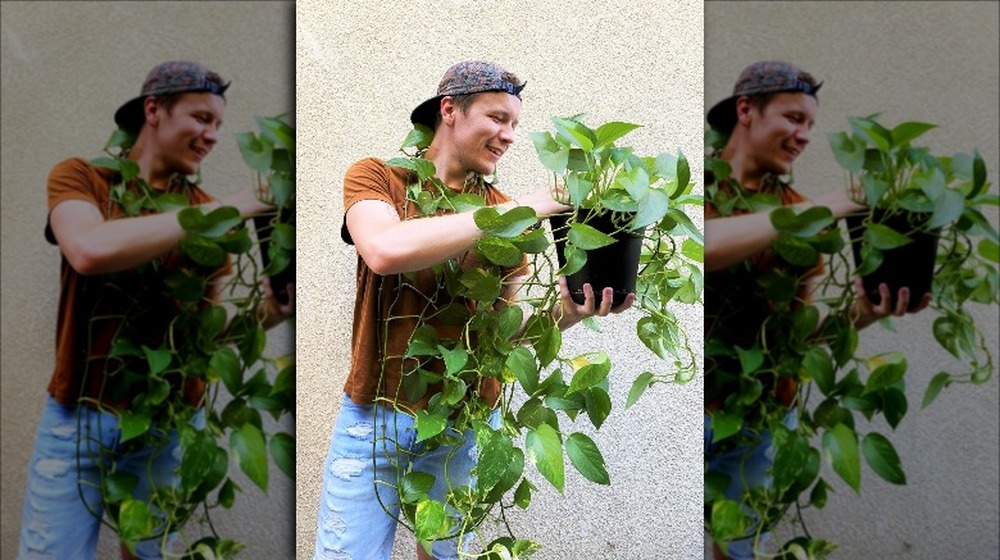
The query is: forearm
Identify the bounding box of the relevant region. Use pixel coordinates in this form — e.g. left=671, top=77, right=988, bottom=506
left=705, top=212, right=780, bottom=272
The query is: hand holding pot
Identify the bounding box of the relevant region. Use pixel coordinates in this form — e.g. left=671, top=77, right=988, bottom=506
left=849, top=277, right=931, bottom=329
left=515, top=182, right=571, bottom=217
left=552, top=277, right=635, bottom=331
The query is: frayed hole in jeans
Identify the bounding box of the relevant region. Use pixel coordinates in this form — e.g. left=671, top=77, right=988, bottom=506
left=329, top=456, right=366, bottom=481
left=345, top=422, right=373, bottom=440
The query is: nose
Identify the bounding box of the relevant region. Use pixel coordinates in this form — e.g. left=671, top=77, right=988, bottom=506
left=499, top=122, right=515, bottom=145
left=794, top=124, right=811, bottom=146
left=203, top=124, right=219, bottom=146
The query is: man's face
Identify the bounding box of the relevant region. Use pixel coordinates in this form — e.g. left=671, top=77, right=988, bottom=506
left=450, top=91, right=521, bottom=176
left=742, top=92, right=817, bottom=176
left=150, top=92, right=225, bottom=176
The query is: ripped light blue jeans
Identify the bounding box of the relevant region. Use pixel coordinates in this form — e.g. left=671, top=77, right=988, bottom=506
left=705, top=411, right=798, bottom=560
left=18, top=395, right=198, bottom=560
left=314, top=394, right=497, bottom=560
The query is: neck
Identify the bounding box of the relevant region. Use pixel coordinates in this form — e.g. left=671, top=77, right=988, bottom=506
left=424, top=137, right=476, bottom=192
left=128, top=133, right=173, bottom=190
left=720, top=135, right=764, bottom=192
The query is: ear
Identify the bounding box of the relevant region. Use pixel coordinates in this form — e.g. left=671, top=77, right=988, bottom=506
left=439, top=96, right=458, bottom=128
left=734, top=96, right=753, bottom=127
left=143, top=96, right=161, bottom=128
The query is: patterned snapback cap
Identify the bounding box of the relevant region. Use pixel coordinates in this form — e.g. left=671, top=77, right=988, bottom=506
left=114, top=60, right=230, bottom=134
left=707, top=60, right=822, bottom=133
left=410, top=60, right=525, bottom=130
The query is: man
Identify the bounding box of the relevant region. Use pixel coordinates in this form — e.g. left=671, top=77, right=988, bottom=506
left=314, top=61, right=632, bottom=560
left=703, top=61, right=929, bottom=559
left=18, top=61, right=293, bottom=560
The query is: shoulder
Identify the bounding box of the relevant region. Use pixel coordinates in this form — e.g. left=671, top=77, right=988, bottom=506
left=48, top=157, right=116, bottom=206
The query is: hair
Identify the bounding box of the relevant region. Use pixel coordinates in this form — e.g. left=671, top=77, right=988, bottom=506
left=745, top=68, right=820, bottom=115
left=432, top=67, right=522, bottom=130
left=153, top=71, right=228, bottom=114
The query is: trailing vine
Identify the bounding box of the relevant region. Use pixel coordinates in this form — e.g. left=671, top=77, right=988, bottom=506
left=366, top=120, right=702, bottom=558
left=77, top=115, right=295, bottom=558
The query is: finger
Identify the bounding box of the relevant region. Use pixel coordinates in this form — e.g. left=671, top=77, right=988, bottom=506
left=595, top=287, right=614, bottom=316
left=893, top=287, right=910, bottom=316
left=610, top=292, right=635, bottom=313
left=580, top=283, right=596, bottom=314
left=876, top=282, right=892, bottom=315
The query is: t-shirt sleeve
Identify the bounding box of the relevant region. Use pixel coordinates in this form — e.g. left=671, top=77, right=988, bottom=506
left=47, top=157, right=102, bottom=212
left=343, top=157, right=396, bottom=214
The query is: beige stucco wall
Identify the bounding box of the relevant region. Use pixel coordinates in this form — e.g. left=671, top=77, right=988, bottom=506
left=706, top=2, right=999, bottom=559
left=1, top=2, right=294, bottom=558
left=295, top=1, right=705, bottom=559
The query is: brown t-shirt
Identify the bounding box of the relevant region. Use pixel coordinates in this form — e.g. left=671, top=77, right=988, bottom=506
left=46, top=157, right=220, bottom=409
left=342, top=157, right=516, bottom=409
left=705, top=177, right=822, bottom=410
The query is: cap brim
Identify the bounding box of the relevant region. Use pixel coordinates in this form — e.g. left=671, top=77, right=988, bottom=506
left=114, top=95, right=146, bottom=134
left=706, top=95, right=738, bottom=133
left=410, top=95, right=442, bottom=130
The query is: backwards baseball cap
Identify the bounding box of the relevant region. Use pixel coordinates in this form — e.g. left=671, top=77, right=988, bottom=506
left=114, top=60, right=230, bottom=134
left=410, top=60, right=525, bottom=130
left=707, top=60, right=822, bottom=133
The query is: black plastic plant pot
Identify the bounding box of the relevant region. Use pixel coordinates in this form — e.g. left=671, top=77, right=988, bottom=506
left=846, top=210, right=939, bottom=312
left=549, top=211, right=645, bottom=308
left=253, top=210, right=295, bottom=305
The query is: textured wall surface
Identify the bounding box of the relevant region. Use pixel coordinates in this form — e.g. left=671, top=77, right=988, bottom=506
left=706, top=3, right=999, bottom=559
left=295, top=1, right=705, bottom=559
left=1, top=2, right=295, bottom=558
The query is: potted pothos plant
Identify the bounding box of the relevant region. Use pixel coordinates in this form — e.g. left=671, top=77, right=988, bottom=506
left=704, top=116, right=997, bottom=559
left=370, top=117, right=703, bottom=558
left=87, top=114, right=295, bottom=559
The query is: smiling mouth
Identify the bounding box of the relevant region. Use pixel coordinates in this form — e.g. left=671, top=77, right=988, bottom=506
left=487, top=146, right=504, bottom=158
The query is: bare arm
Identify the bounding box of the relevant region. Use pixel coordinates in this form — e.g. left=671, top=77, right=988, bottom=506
left=705, top=189, right=864, bottom=272
left=346, top=186, right=568, bottom=276
left=50, top=186, right=272, bottom=276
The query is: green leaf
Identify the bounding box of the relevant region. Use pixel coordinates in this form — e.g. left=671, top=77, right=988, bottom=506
left=921, top=372, right=952, bottom=409
left=511, top=227, right=549, bottom=253
left=735, top=346, right=764, bottom=375
left=862, top=432, right=906, bottom=485
left=438, top=345, right=469, bottom=375
left=709, top=411, right=743, bottom=443
left=117, top=499, right=154, bottom=543
left=566, top=433, right=609, bottom=485
left=772, top=233, right=818, bottom=266
left=530, top=131, right=569, bottom=173
left=849, top=116, right=892, bottom=151
left=231, top=423, right=268, bottom=492
left=235, top=131, right=274, bottom=174
left=269, top=432, right=294, bottom=479
left=414, top=499, right=447, bottom=541
left=827, top=131, right=865, bottom=172
left=525, top=424, right=564, bottom=493
left=474, top=206, right=538, bottom=238
left=414, top=410, right=447, bottom=442
left=927, top=189, right=965, bottom=229
left=551, top=116, right=595, bottom=150
left=557, top=243, right=587, bottom=276
left=505, top=347, right=538, bottom=395
left=118, top=409, right=151, bottom=443
left=593, top=121, right=642, bottom=147
left=566, top=174, right=595, bottom=206
left=210, top=346, right=243, bottom=394
left=626, top=371, right=656, bottom=409
left=865, top=223, right=913, bottom=250
left=218, top=479, right=237, bottom=509
left=889, top=121, right=936, bottom=147
left=401, top=124, right=434, bottom=150
left=631, top=189, right=669, bottom=230
left=405, top=325, right=440, bottom=357
left=802, top=347, right=835, bottom=396
left=179, top=236, right=227, bottom=267
left=143, top=345, right=172, bottom=375
left=584, top=387, right=612, bottom=429
left=103, top=472, right=138, bottom=504
left=475, top=425, right=514, bottom=493
left=863, top=355, right=907, bottom=395
left=567, top=222, right=617, bottom=250
left=514, top=478, right=533, bottom=509
left=681, top=238, right=703, bottom=262
left=568, top=353, right=612, bottom=394
left=400, top=472, right=435, bottom=503
left=770, top=205, right=834, bottom=237
left=459, top=268, right=502, bottom=302
left=822, top=424, right=861, bottom=492
left=476, top=237, right=524, bottom=267
left=978, top=238, right=1000, bottom=263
